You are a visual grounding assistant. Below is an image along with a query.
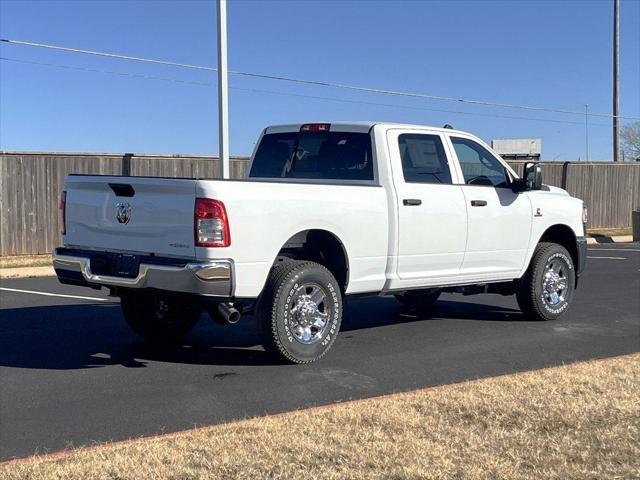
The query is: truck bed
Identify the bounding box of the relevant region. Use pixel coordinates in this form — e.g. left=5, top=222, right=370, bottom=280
left=62, top=174, right=390, bottom=297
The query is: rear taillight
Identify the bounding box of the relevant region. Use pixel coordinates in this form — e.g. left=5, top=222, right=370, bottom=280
left=195, top=198, right=230, bottom=247
left=59, top=190, right=67, bottom=235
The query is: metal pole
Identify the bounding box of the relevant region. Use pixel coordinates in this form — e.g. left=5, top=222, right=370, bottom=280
left=217, top=0, right=230, bottom=178
left=585, top=104, right=589, bottom=162
left=613, top=0, right=620, bottom=162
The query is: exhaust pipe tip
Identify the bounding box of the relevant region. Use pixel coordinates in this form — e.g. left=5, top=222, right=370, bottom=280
left=217, top=302, right=241, bottom=325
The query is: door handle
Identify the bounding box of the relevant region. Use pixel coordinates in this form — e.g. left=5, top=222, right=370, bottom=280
left=470, top=200, right=487, bottom=207
left=403, top=199, right=422, bottom=206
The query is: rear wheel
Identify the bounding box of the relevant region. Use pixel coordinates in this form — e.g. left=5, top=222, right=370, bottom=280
left=395, top=289, right=441, bottom=311
left=120, top=293, right=201, bottom=343
left=516, top=242, right=576, bottom=321
left=257, top=260, right=342, bottom=364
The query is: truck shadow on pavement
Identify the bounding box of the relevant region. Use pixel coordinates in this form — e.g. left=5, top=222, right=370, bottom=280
left=0, top=296, right=524, bottom=370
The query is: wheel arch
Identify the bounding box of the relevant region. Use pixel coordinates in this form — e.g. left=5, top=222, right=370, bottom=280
left=540, top=224, right=579, bottom=267
left=530, top=224, right=579, bottom=273
left=270, top=229, right=350, bottom=293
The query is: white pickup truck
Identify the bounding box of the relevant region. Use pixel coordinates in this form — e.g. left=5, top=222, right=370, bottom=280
left=54, top=122, right=587, bottom=363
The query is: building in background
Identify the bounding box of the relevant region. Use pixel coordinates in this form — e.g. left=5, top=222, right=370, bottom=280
left=491, top=139, right=541, bottom=161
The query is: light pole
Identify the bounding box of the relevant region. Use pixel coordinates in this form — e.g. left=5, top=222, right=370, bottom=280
left=613, top=0, right=620, bottom=162
left=585, top=104, right=589, bottom=162
left=217, top=0, right=230, bottom=178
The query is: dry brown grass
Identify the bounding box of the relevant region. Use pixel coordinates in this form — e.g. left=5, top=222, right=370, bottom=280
left=0, top=255, right=54, bottom=278
left=0, top=266, right=54, bottom=279
left=587, top=227, right=632, bottom=237
left=2, top=354, right=638, bottom=480
left=0, top=255, right=51, bottom=269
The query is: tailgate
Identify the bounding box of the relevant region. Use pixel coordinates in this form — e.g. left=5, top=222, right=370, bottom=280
left=63, top=175, right=197, bottom=258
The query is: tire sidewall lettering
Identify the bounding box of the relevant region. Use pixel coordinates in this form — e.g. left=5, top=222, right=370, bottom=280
left=282, top=279, right=301, bottom=344
left=321, top=282, right=340, bottom=347
left=280, top=274, right=341, bottom=348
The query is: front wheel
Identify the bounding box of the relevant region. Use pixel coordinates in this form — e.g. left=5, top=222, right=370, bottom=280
left=516, top=242, right=576, bottom=321
left=120, top=293, right=201, bottom=344
left=257, top=261, right=342, bottom=364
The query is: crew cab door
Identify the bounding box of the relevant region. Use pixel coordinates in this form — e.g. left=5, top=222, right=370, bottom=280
left=446, top=135, right=532, bottom=278
left=387, top=129, right=467, bottom=286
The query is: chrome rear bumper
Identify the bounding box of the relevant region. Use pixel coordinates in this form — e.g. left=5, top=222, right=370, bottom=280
left=53, top=248, right=233, bottom=297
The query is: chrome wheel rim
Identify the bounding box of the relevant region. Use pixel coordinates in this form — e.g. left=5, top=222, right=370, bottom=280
left=542, top=258, right=569, bottom=307
left=288, top=283, right=332, bottom=345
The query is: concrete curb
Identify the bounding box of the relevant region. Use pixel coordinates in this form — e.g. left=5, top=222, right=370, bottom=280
left=0, top=266, right=55, bottom=279
left=586, top=235, right=634, bottom=245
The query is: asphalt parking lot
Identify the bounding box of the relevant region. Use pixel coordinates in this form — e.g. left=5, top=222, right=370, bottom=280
left=1, top=243, right=638, bottom=460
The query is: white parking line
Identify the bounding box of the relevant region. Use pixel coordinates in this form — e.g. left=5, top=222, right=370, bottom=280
left=586, top=256, right=626, bottom=260
left=0, top=287, right=110, bottom=302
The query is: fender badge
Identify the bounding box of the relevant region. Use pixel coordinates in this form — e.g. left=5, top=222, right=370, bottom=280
left=534, top=207, right=543, bottom=217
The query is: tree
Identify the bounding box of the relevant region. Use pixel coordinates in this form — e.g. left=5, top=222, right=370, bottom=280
left=620, top=121, right=640, bottom=161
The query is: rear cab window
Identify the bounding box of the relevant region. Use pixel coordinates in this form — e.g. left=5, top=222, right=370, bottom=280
left=398, top=133, right=452, bottom=184
left=249, top=126, right=374, bottom=182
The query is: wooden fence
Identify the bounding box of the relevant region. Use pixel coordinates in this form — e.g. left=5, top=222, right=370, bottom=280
left=509, top=161, right=640, bottom=231
left=0, top=152, right=248, bottom=256
left=1, top=152, right=638, bottom=256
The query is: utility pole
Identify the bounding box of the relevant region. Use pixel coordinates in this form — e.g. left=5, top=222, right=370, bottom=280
left=585, top=104, right=589, bottom=162
left=217, top=0, right=230, bottom=178
left=613, top=0, right=620, bottom=162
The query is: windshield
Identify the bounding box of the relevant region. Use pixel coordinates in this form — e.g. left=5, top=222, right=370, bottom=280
left=249, top=131, right=374, bottom=181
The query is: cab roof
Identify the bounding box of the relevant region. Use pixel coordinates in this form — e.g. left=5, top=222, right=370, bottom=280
left=264, top=122, right=468, bottom=136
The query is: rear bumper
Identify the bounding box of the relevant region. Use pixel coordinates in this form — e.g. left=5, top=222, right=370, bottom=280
left=53, top=248, right=233, bottom=298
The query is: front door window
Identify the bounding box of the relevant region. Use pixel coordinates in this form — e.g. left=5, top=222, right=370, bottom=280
left=451, top=137, right=508, bottom=187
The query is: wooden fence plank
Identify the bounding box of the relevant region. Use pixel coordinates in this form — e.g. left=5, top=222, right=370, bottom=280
left=0, top=153, right=637, bottom=255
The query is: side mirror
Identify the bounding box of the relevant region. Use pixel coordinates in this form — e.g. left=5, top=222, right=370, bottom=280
left=513, top=162, right=542, bottom=192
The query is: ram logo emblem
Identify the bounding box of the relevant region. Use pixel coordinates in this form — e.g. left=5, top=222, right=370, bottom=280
left=115, top=203, right=132, bottom=224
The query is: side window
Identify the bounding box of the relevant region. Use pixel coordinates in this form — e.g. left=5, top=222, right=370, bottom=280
left=451, top=137, right=509, bottom=187
left=398, top=134, right=452, bottom=184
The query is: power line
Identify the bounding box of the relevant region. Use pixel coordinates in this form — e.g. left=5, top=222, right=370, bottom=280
left=0, top=38, right=217, bottom=72
left=2, top=37, right=638, bottom=121
left=0, top=56, right=611, bottom=128
left=237, top=86, right=611, bottom=128
left=0, top=56, right=211, bottom=86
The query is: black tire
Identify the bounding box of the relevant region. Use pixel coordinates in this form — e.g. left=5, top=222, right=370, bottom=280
left=120, top=292, right=201, bottom=344
left=395, top=289, right=441, bottom=310
left=516, top=242, right=576, bottom=321
left=257, top=260, right=342, bottom=364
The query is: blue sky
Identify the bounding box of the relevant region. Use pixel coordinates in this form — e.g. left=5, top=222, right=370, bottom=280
left=1, top=0, right=638, bottom=160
